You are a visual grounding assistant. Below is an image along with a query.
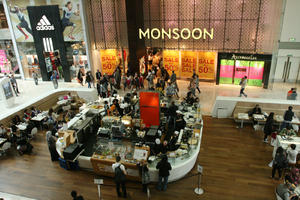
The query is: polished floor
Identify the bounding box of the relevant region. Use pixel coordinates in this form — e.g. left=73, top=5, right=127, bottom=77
left=0, top=117, right=280, bottom=200
left=1, top=78, right=299, bottom=117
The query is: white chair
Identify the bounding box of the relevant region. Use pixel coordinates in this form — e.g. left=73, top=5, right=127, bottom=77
left=0, top=142, right=12, bottom=156
left=29, top=127, right=38, bottom=139
left=275, top=189, right=283, bottom=200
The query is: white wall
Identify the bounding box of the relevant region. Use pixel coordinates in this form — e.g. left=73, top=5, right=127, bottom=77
left=280, top=0, right=300, bottom=42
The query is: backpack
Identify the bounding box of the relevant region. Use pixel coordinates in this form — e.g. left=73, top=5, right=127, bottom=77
left=115, top=165, right=126, bottom=183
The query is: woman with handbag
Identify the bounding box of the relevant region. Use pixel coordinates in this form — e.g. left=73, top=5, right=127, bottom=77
left=272, top=146, right=288, bottom=179
left=137, top=161, right=151, bottom=193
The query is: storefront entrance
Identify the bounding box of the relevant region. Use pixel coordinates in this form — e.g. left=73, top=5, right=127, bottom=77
left=216, top=53, right=272, bottom=88
left=275, top=56, right=300, bottom=83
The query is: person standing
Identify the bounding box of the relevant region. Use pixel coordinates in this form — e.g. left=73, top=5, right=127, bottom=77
left=85, top=71, right=92, bottom=88
left=46, top=131, right=59, bottom=161
left=239, top=76, right=248, bottom=97
left=10, top=74, right=20, bottom=95
left=287, top=144, right=298, bottom=168
left=95, top=69, right=102, bottom=81
left=50, top=71, right=58, bottom=89
left=112, top=156, right=127, bottom=198
left=272, top=147, right=287, bottom=179
left=137, top=161, right=150, bottom=193
left=156, top=155, right=172, bottom=191
left=32, top=71, right=39, bottom=85
left=263, top=112, right=274, bottom=143
left=195, top=74, right=201, bottom=93
left=77, top=68, right=84, bottom=86
left=281, top=106, right=295, bottom=130
left=114, top=66, right=121, bottom=89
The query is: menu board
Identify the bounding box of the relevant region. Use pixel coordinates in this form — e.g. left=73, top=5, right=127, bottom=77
left=248, top=61, right=264, bottom=86
left=181, top=51, right=197, bottom=78
left=2, top=82, right=13, bottom=99
left=234, top=60, right=250, bottom=85
left=100, top=49, right=118, bottom=75
left=163, top=50, right=180, bottom=77
left=219, top=59, right=234, bottom=84
left=197, top=52, right=216, bottom=80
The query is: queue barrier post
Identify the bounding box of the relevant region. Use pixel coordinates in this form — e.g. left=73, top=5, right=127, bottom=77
left=194, top=164, right=204, bottom=195
left=94, top=179, right=104, bottom=200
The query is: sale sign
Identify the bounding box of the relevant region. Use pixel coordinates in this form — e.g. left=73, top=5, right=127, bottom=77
left=100, top=49, right=118, bottom=75
left=197, top=52, right=216, bottom=80
left=163, top=50, right=180, bottom=77
left=181, top=51, right=197, bottom=78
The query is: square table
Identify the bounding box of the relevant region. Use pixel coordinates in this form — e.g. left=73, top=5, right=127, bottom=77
left=238, top=113, right=249, bottom=128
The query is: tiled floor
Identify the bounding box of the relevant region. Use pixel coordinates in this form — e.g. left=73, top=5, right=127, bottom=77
left=0, top=79, right=299, bottom=116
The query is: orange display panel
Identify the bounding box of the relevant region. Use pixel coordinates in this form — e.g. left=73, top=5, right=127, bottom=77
left=139, top=92, right=160, bottom=127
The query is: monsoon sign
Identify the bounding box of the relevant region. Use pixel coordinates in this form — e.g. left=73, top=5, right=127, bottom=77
left=139, top=28, right=214, bottom=40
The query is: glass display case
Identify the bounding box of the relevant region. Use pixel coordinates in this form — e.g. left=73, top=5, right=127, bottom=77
left=93, top=140, right=135, bottom=164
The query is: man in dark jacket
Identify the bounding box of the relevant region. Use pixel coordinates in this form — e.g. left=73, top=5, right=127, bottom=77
left=95, top=69, right=102, bottom=81
left=156, top=155, right=172, bottom=191
left=281, top=106, right=295, bottom=130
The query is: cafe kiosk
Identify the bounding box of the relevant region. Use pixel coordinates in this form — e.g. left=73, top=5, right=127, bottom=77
left=0, top=77, right=15, bottom=108
left=63, top=91, right=203, bottom=182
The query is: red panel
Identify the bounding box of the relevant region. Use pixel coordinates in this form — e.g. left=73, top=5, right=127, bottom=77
left=139, top=92, right=160, bottom=127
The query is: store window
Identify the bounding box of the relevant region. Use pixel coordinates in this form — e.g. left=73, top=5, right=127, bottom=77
left=7, top=0, right=88, bottom=80
left=0, top=4, right=8, bottom=29
left=0, top=40, right=19, bottom=76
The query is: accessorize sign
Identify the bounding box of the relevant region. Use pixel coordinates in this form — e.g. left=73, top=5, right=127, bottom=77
left=198, top=52, right=216, bottom=80
left=139, top=28, right=214, bottom=40
left=181, top=51, right=197, bottom=78
left=100, top=49, right=118, bottom=75
left=163, top=50, right=180, bottom=76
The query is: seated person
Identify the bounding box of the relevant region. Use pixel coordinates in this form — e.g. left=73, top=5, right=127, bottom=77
left=279, top=125, right=297, bottom=137
left=185, top=91, right=198, bottom=105
left=276, top=175, right=298, bottom=200
left=30, top=106, right=40, bottom=118
left=0, top=124, right=8, bottom=138
left=175, top=111, right=186, bottom=131
left=103, top=101, right=109, bottom=115
left=287, top=88, right=298, bottom=100
left=23, top=109, right=31, bottom=121
left=290, top=168, right=300, bottom=186
left=109, top=99, right=123, bottom=116
left=249, top=104, right=262, bottom=117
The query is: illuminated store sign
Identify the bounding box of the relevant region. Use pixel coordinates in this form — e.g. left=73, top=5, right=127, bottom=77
left=139, top=28, right=214, bottom=40
left=36, top=15, right=54, bottom=31
left=231, top=54, right=257, bottom=61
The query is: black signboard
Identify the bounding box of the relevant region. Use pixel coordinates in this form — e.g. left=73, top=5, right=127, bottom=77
left=27, top=5, right=70, bottom=82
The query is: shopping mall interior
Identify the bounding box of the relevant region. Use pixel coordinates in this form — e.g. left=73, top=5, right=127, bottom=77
left=0, top=0, right=300, bottom=200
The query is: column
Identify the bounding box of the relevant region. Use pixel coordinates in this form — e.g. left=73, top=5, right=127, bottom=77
left=125, top=0, right=146, bottom=75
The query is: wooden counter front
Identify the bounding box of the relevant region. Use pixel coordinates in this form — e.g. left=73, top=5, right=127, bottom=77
left=90, top=154, right=141, bottom=181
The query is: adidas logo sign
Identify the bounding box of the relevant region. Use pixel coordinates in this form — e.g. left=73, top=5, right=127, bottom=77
left=36, top=15, right=55, bottom=31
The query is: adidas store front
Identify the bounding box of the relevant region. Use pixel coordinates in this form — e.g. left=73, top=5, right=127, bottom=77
left=3, top=0, right=89, bottom=81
